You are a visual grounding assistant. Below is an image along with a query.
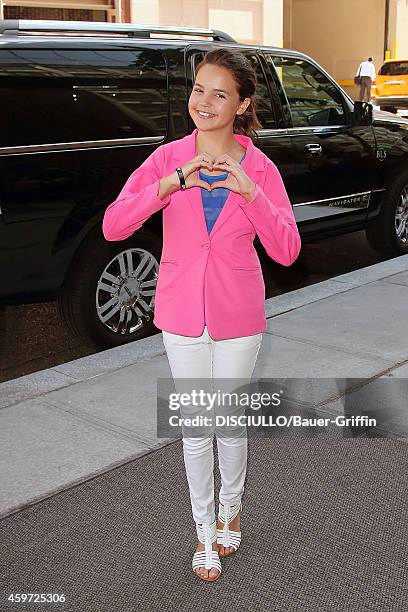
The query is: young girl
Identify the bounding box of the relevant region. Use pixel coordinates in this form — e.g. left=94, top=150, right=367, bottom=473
left=103, top=48, right=301, bottom=582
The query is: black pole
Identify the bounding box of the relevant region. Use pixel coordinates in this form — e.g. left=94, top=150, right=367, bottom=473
left=384, top=0, right=390, bottom=60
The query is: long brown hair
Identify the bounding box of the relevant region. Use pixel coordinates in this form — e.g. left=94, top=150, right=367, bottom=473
left=194, top=48, right=262, bottom=143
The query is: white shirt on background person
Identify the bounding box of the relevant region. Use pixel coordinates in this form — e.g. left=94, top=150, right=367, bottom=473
left=356, top=61, right=376, bottom=80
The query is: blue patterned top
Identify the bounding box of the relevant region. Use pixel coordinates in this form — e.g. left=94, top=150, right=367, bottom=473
left=199, top=151, right=246, bottom=234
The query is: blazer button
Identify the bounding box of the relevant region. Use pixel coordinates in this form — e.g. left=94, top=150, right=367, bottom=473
left=202, top=243, right=210, bottom=249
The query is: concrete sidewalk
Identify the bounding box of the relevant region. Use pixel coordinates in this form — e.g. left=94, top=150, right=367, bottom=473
left=2, top=254, right=408, bottom=519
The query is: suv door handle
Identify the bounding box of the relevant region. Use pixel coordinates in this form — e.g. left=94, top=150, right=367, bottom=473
left=304, top=143, right=322, bottom=156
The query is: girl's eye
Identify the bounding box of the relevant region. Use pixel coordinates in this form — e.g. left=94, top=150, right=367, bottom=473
left=193, top=88, right=224, bottom=99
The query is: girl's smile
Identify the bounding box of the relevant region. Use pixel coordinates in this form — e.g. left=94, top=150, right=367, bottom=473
left=196, top=111, right=216, bottom=119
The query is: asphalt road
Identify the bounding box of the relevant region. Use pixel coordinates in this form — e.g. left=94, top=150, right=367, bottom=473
left=0, top=229, right=393, bottom=383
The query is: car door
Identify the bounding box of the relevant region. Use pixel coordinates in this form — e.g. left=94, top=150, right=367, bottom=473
left=186, top=44, right=302, bottom=265
left=185, top=45, right=298, bottom=242
left=263, top=53, right=377, bottom=232
left=0, top=46, right=168, bottom=297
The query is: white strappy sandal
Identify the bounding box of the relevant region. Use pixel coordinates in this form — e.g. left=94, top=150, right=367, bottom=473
left=192, top=520, right=222, bottom=581
left=217, top=501, right=242, bottom=556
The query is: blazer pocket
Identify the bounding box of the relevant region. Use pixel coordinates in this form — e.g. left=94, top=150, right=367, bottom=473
left=232, top=266, right=262, bottom=272
left=160, top=259, right=179, bottom=266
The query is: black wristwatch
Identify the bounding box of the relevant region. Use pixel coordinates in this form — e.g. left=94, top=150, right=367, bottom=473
left=176, top=167, right=186, bottom=190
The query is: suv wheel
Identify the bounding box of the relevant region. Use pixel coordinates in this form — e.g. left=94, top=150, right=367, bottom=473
left=366, top=172, right=408, bottom=256
left=58, top=227, right=162, bottom=348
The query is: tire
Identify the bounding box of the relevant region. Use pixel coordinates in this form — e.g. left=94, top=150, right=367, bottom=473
left=366, top=171, right=408, bottom=256
left=58, top=226, right=163, bottom=349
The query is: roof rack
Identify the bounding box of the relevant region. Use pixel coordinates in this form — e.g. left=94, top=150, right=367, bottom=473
left=0, top=19, right=236, bottom=42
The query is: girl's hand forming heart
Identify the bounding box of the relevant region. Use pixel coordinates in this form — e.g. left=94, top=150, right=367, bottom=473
left=178, top=152, right=216, bottom=191
left=210, top=153, right=256, bottom=203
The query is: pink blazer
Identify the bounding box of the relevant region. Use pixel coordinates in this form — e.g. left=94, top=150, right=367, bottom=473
left=102, top=128, right=301, bottom=340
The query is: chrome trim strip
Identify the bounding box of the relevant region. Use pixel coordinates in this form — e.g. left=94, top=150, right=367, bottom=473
left=256, top=128, right=289, bottom=136
left=293, top=190, right=371, bottom=208
left=286, top=125, right=346, bottom=134
left=0, top=129, right=294, bottom=156
left=0, top=19, right=235, bottom=42
left=372, top=188, right=386, bottom=193
left=0, top=135, right=164, bottom=156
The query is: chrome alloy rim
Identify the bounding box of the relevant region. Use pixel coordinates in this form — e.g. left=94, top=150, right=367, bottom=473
left=96, top=248, right=158, bottom=335
left=395, top=185, right=408, bottom=244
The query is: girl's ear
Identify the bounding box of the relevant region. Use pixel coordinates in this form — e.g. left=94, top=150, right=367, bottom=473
left=236, top=97, right=252, bottom=116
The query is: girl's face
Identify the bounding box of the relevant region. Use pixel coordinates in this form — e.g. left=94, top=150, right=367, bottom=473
left=189, top=63, right=251, bottom=132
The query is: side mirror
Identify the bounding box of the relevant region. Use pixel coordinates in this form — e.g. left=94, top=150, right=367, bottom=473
left=353, top=101, right=373, bottom=126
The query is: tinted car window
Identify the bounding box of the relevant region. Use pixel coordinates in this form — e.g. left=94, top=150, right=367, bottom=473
left=379, top=61, right=408, bottom=76
left=191, top=51, right=276, bottom=129
left=0, top=49, right=167, bottom=147
left=243, top=53, right=276, bottom=129
left=267, top=55, right=346, bottom=127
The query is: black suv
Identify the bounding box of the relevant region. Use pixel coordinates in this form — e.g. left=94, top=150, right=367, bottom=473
left=1, top=19, right=408, bottom=349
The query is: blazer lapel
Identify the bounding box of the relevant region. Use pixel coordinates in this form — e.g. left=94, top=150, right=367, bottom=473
left=172, top=128, right=265, bottom=239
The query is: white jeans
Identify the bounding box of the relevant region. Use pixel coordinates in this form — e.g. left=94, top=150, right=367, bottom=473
left=162, top=325, right=263, bottom=524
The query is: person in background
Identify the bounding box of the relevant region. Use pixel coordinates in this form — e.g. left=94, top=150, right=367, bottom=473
left=356, top=57, right=376, bottom=102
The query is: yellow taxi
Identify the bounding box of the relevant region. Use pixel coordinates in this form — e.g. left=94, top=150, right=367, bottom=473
left=372, top=59, right=408, bottom=112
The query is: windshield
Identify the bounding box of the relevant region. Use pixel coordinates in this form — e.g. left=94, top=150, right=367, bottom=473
left=379, top=61, right=408, bottom=76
